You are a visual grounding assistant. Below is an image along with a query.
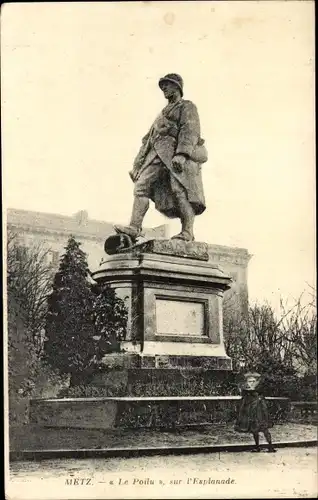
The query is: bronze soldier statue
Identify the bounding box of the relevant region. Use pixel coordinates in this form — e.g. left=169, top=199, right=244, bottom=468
left=115, top=73, right=207, bottom=242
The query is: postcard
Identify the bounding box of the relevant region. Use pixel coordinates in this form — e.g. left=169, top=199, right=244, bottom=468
left=2, top=1, right=316, bottom=499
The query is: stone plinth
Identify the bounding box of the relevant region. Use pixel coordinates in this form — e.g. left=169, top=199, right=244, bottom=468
left=92, top=238, right=232, bottom=369
left=30, top=239, right=290, bottom=433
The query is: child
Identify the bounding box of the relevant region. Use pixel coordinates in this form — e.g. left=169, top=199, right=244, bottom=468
left=235, top=372, right=276, bottom=452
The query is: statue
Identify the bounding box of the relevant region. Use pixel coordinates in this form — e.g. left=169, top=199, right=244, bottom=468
left=114, top=73, right=208, bottom=244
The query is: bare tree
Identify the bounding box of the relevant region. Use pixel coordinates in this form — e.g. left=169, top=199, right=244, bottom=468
left=224, top=288, right=317, bottom=379
left=7, top=230, right=54, bottom=353
left=279, top=293, right=317, bottom=376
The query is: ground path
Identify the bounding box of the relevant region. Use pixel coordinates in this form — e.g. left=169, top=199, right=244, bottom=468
left=9, top=422, right=317, bottom=451
left=8, top=446, right=317, bottom=499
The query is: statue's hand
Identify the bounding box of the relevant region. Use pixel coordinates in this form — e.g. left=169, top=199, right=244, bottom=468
left=172, top=154, right=186, bottom=173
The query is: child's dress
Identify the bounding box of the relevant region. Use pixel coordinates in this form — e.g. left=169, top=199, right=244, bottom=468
left=235, top=389, right=272, bottom=433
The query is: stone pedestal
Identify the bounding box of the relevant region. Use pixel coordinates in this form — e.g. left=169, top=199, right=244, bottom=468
left=30, top=239, right=292, bottom=431
left=91, top=238, right=233, bottom=395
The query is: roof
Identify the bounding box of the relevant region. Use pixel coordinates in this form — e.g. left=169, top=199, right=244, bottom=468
left=6, top=208, right=167, bottom=240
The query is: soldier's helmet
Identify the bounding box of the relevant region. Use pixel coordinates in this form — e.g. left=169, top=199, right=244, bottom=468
left=158, top=73, right=184, bottom=97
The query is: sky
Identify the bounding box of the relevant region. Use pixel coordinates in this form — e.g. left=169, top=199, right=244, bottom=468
left=1, top=1, right=315, bottom=307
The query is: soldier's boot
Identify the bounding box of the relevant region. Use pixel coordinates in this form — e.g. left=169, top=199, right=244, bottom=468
left=171, top=194, right=195, bottom=242
left=114, top=196, right=149, bottom=239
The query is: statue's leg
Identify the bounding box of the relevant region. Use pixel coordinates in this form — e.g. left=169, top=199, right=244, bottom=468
left=114, top=196, right=149, bottom=238
left=114, top=161, right=160, bottom=238
left=171, top=191, right=195, bottom=241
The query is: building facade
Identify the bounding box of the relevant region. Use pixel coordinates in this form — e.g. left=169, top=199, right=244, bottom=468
left=6, top=208, right=252, bottom=316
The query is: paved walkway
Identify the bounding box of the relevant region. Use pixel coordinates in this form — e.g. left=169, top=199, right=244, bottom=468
left=8, top=447, right=318, bottom=499
left=10, top=422, right=317, bottom=452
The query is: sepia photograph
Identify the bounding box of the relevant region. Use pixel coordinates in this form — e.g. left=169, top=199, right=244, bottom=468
left=1, top=1, right=316, bottom=498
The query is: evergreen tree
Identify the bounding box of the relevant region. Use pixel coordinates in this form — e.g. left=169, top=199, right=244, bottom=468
left=44, top=236, right=99, bottom=383
left=92, top=284, right=128, bottom=353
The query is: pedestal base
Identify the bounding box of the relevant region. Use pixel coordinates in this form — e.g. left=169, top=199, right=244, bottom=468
left=92, top=238, right=233, bottom=370
left=90, top=367, right=232, bottom=397
left=87, top=350, right=232, bottom=397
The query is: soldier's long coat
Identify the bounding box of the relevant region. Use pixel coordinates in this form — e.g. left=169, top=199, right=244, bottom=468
left=131, top=99, right=206, bottom=219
